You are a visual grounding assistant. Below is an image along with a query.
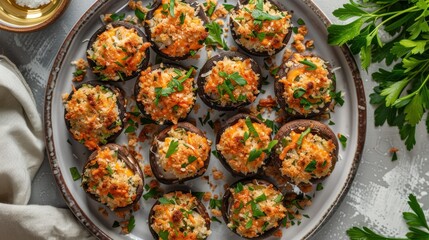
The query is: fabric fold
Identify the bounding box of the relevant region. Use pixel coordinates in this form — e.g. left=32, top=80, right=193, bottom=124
left=0, top=55, right=93, bottom=239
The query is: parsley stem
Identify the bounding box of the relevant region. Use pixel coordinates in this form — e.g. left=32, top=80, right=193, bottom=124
left=393, top=70, right=429, bottom=106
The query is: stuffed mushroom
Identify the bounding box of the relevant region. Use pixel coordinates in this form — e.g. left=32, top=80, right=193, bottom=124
left=215, top=113, right=277, bottom=177
left=149, top=191, right=211, bottom=239
left=150, top=122, right=211, bottom=184
left=63, top=82, right=126, bottom=150
left=86, top=21, right=151, bottom=81
left=145, top=0, right=209, bottom=60
left=222, top=178, right=287, bottom=239
left=81, top=143, right=144, bottom=211
left=271, top=119, right=339, bottom=185
left=230, top=0, right=292, bottom=56
left=134, top=63, right=196, bottom=124
left=274, top=52, right=335, bottom=119
left=197, top=51, right=262, bottom=110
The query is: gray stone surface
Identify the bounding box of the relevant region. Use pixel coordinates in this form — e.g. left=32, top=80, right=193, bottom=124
left=1, top=0, right=428, bottom=239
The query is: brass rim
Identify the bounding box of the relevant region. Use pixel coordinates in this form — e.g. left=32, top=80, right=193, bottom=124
left=0, top=0, right=70, bottom=32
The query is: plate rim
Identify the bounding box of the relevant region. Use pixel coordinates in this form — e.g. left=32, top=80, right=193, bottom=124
left=0, top=0, right=70, bottom=32
left=44, top=0, right=367, bottom=239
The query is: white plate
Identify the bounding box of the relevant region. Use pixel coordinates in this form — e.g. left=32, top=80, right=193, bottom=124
left=44, top=0, right=366, bottom=239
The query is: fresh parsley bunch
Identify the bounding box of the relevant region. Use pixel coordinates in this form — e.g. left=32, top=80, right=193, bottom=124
left=327, top=0, right=429, bottom=150
left=347, top=194, right=429, bottom=240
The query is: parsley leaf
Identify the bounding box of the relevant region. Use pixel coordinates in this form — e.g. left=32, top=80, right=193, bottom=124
left=135, top=8, right=145, bottom=21
left=165, top=140, right=179, bottom=158
left=69, top=167, right=81, bottom=181
left=127, top=215, right=135, bottom=233
left=169, top=0, right=175, bottom=17
left=297, top=127, right=311, bottom=146
left=347, top=194, right=429, bottom=240
left=159, top=230, right=169, bottom=240
left=251, top=9, right=282, bottom=21
left=328, top=1, right=429, bottom=151
left=304, top=160, right=317, bottom=172
left=223, top=4, right=235, bottom=12
left=205, top=22, right=229, bottom=50
left=299, top=59, right=317, bottom=70
left=245, top=117, right=259, bottom=137
left=219, top=71, right=247, bottom=86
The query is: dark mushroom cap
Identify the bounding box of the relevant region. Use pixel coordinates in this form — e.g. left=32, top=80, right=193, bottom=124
left=150, top=122, right=211, bottom=184
left=86, top=21, right=150, bottom=81
left=148, top=190, right=211, bottom=239
left=134, top=63, right=196, bottom=125
left=229, top=0, right=292, bottom=57
left=271, top=119, right=339, bottom=184
left=64, top=81, right=126, bottom=150
left=274, top=53, right=335, bottom=120
left=215, top=113, right=271, bottom=177
left=197, top=51, right=263, bottom=110
left=222, top=178, right=285, bottom=239
left=144, top=0, right=209, bottom=60
left=81, top=143, right=144, bottom=211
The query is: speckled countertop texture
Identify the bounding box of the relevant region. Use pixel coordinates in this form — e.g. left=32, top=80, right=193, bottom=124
left=0, top=0, right=428, bottom=239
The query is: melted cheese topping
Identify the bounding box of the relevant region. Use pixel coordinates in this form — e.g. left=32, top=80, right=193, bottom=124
left=217, top=118, right=272, bottom=174
left=151, top=191, right=211, bottom=239
left=203, top=56, right=260, bottom=106
left=64, top=84, right=122, bottom=150
left=156, top=126, right=211, bottom=179
left=277, top=129, right=336, bottom=184
left=227, top=182, right=286, bottom=238
left=279, top=53, right=333, bottom=116
left=82, top=147, right=142, bottom=210
left=87, top=24, right=151, bottom=81
left=230, top=0, right=291, bottom=55
left=148, top=0, right=208, bottom=57
left=136, top=66, right=195, bottom=124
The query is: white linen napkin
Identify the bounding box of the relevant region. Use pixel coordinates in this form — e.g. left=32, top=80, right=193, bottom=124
left=0, top=55, right=93, bottom=240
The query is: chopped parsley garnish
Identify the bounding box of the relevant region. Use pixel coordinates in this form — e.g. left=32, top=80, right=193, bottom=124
left=245, top=219, right=253, bottom=229
left=299, top=59, right=317, bottom=70
left=165, top=140, right=179, bottom=158
left=328, top=120, right=335, bottom=125
left=251, top=9, right=282, bottom=22
left=274, top=194, right=283, bottom=203
left=110, top=13, right=125, bottom=21
left=159, top=197, right=175, bottom=205
left=207, top=1, right=216, bottom=17
left=127, top=215, right=135, bottom=233
left=316, top=183, right=324, bottom=191
left=392, top=151, right=398, bottom=161
left=293, top=88, right=307, bottom=99
left=338, top=133, right=347, bottom=148
left=106, top=165, right=114, bottom=176
left=235, top=182, right=244, bottom=193
left=219, top=71, right=248, bottom=86
left=143, top=186, right=161, bottom=200
left=223, top=3, right=235, bottom=11
left=330, top=90, right=345, bottom=106
left=211, top=216, right=222, bottom=223
left=209, top=198, right=222, bottom=210
left=245, top=117, right=259, bottom=137
left=189, top=49, right=196, bottom=56
left=73, top=69, right=84, bottom=77
left=248, top=140, right=278, bottom=162
left=112, top=221, right=120, bottom=228
left=182, top=155, right=197, bottom=167
left=107, top=193, right=114, bottom=199
left=255, top=193, right=267, bottom=203
left=242, top=131, right=250, bottom=143
left=69, top=167, right=81, bottom=181
left=304, top=159, right=317, bottom=172
left=297, top=18, right=305, bottom=25
left=154, top=67, right=194, bottom=105
left=211, top=150, right=220, bottom=159
left=135, top=8, right=145, bottom=21
left=270, top=66, right=280, bottom=76
left=205, top=22, right=229, bottom=50
left=256, top=32, right=266, bottom=41
left=251, top=201, right=266, bottom=217
left=262, top=221, right=269, bottom=232
left=169, top=0, right=175, bottom=17
left=297, top=127, right=311, bottom=146
left=159, top=230, right=169, bottom=240
left=192, top=192, right=205, bottom=200
left=179, top=12, right=185, bottom=24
